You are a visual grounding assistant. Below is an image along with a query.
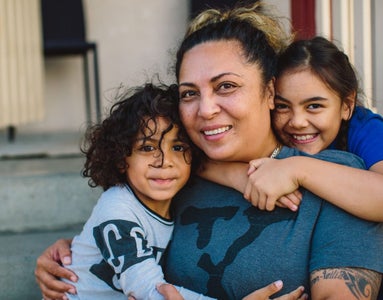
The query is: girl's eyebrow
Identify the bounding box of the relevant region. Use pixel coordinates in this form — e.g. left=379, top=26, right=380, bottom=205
left=275, top=94, right=328, bottom=104
left=275, top=94, right=290, bottom=102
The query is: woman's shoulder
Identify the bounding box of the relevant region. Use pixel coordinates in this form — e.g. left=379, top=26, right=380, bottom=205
left=279, top=146, right=365, bottom=169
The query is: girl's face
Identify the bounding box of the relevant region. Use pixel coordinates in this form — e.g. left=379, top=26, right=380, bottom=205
left=178, top=40, right=277, bottom=162
left=125, top=117, right=191, bottom=218
left=273, top=69, right=352, bottom=154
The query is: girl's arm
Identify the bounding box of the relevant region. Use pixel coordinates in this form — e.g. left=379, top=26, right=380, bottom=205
left=247, top=156, right=383, bottom=222
left=200, top=156, right=383, bottom=221
left=199, top=159, right=301, bottom=211
left=198, top=159, right=249, bottom=193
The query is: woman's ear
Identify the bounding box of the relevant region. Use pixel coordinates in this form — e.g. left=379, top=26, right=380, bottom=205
left=266, top=78, right=276, bottom=110
left=342, top=91, right=356, bottom=121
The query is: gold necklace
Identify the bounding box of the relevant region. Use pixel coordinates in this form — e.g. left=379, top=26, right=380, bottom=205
left=270, top=144, right=281, bottom=158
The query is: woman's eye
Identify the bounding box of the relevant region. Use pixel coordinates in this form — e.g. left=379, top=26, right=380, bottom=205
left=180, top=90, right=197, bottom=100
left=217, top=82, right=236, bottom=92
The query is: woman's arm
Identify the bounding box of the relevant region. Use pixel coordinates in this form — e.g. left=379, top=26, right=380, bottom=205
left=35, top=238, right=77, bottom=299
left=310, top=267, right=382, bottom=300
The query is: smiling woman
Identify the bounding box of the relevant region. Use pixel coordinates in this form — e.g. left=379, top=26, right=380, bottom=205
left=178, top=39, right=277, bottom=162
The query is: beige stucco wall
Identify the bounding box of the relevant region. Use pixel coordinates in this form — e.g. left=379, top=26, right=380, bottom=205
left=21, top=0, right=190, bottom=133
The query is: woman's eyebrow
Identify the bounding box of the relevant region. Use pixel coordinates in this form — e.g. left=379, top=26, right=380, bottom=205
left=211, top=72, right=241, bottom=83
left=179, top=72, right=241, bottom=87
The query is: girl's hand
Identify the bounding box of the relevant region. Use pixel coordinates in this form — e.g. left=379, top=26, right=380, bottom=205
left=245, top=158, right=302, bottom=211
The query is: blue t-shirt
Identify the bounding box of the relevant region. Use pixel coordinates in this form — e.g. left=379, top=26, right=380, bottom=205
left=331, top=106, right=383, bottom=169
left=164, top=147, right=383, bottom=299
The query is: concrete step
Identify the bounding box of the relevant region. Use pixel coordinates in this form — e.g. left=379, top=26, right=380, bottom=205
left=0, top=156, right=101, bottom=232
left=0, top=227, right=81, bottom=299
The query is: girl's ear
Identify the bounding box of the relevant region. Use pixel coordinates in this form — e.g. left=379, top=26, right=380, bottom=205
left=266, top=77, right=276, bottom=110
left=341, top=91, right=356, bottom=121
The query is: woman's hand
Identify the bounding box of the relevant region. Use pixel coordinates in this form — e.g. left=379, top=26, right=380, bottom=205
left=156, top=280, right=307, bottom=300
left=35, top=238, right=77, bottom=300
left=245, top=158, right=302, bottom=212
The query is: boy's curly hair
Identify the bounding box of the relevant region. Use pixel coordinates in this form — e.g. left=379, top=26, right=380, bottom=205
left=81, top=83, right=200, bottom=190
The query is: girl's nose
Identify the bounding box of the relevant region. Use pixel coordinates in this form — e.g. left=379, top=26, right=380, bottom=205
left=288, top=112, right=309, bottom=129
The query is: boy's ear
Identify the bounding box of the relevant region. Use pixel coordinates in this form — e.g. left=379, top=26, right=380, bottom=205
left=118, top=159, right=128, bottom=173
left=342, top=91, right=356, bottom=121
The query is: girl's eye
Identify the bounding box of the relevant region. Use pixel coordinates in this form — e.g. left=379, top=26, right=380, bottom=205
left=274, top=103, right=289, bottom=111
left=307, top=103, right=322, bottom=109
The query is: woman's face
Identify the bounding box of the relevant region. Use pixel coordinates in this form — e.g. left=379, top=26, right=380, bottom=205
left=178, top=40, right=276, bottom=162
left=273, top=69, right=352, bottom=154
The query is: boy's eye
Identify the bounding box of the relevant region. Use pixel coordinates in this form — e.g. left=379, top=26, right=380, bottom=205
left=173, top=144, right=188, bottom=152
left=139, top=145, right=155, bottom=152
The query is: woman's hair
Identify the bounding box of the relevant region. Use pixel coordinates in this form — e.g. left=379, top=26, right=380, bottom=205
left=175, top=1, right=292, bottom=90
left=81, top=82, right=200, bottom=190
left=275, top=36, right=362, bottom=150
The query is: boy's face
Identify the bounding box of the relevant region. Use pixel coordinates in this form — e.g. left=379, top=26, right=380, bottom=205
left=125, top=117, right=191, bottom=218
left=273, top=69, right=352, bottom=154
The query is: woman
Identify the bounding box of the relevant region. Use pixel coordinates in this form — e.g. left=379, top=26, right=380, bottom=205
left=35, top=2, right=383, bottom=299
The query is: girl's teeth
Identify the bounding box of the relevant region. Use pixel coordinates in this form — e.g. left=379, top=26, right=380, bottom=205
left=293, top=134, right=315, bottom=141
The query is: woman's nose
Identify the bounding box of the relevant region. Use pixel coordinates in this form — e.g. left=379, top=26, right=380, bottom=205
left=197, top=93, right=220, bottom=119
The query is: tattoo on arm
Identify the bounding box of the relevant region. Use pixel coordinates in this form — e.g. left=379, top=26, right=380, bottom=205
left=311, top=268, right=382, bottom=299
